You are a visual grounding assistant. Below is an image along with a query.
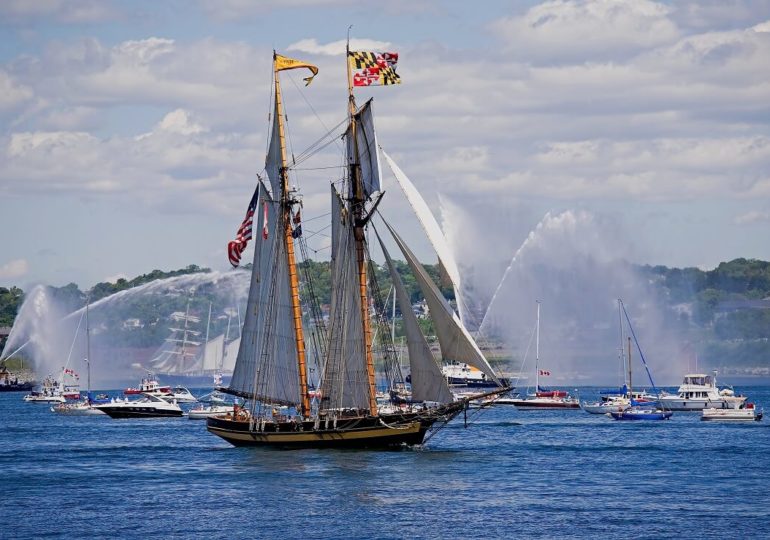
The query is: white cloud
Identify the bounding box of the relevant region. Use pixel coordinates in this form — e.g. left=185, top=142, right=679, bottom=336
left=491, top=0, right=680, bottom=63
left=287, top=38, right=392, bottom=56
left=0, top=259, right=29, bottom=280
left=734, top=210, right=770, bottom=225
left=0, top=70, right=33, bottom=112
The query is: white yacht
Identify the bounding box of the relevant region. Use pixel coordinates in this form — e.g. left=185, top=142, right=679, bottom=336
left=168, top=386, right=198, bottom=403
left=658, top=371, right=745, bottom=411
left=93, top=393, right=184, bottom=418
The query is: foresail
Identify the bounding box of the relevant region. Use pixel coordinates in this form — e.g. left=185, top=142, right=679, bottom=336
left=381, top=150, right=466, bottom=324
left=221, top=337, right=240, bottom=373
left=228, top=181, right=301, bottom=405
left=383, top=219, right=500, bottom=384
left=320, top=185, right=370, bottom=410
left=376, top=230, right=453, bottom=403
left=347, top=99, right=382, bottom=199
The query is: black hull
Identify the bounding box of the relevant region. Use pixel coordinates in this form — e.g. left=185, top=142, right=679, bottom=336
left=207, top=409, right=461, bottom=449
left=98, top=407, right=184, bottom=418
left=0, top=383, right=35, bottom=392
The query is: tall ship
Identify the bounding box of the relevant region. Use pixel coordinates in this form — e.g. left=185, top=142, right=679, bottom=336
left=206, top=47, right=510, bottom=448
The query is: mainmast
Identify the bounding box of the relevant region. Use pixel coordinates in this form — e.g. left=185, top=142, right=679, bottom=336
left=535, top=301, right=540, bottom=392
left=272, top=52, right=311, bottom=418
left=346, top=37, right=378, bottom=415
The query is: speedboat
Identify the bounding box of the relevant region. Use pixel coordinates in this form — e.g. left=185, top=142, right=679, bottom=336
left=581, top=395, right=631, bottom=414
left=94, top=393, right=184, bottom=418
left=658, top=371, right=745, bottom=411
left=701, top=399, right=763, bottom=422
left=188, top=403, right=234, bottom=419
left=610, top=406, right=673, bottom=421
left=168, top=386, right=197, bottom=403
left=51, top=400, right=105, bottom=415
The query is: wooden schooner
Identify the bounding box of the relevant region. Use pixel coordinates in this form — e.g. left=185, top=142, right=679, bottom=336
left=206, top=46, right=510, bottom=449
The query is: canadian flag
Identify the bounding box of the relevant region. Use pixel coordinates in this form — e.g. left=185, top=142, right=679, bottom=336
left=538, top=369, right=551, bottom=376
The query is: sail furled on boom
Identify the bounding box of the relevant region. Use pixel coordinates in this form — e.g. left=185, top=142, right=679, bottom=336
left=376, top=230, right=453, bottom=404
left=347, top=99, right=382, bottom=199
left=320, top=185, right=371, bottom=410
left=228, top=181, right=301, bottom=406
left=381, top=150, right=466, bottom=324
left=382, top=219, right=500, bottom=384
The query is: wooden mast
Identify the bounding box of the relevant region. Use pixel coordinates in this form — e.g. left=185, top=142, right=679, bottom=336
left=273, top=52, right=311, bottom=419
left=346, top=36, right=378, bottom=415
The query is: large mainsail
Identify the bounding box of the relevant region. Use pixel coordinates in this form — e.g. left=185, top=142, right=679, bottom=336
left=319, top=186, right=371, bottom=410
left=228, top=181, right=301, bottom=406
left=376, top=231, right=453, bottom=403
left=383, top=219, right=499, bottom=383
left=201, top=335, right=225, bottom=372
left=381, top=150, right=467, bottom=324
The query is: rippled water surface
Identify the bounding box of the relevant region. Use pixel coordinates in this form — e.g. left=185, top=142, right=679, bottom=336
left=2, top=387, right=769, bottom=539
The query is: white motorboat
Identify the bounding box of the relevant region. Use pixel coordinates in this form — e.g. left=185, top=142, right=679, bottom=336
left=581, top=395, right=630, bottom=414
left=188, top=404, right=234, bottom=419
left=701, top=397, right=763, bottom=422
left=169, top=386, right=197, bottom=403
left=51, top=401, right=105, bottom=415
left=23, top=375, right=65, bottom=403
left=94, top=393, right=184, bottom=418
left=658, top=371, right=745, bottom=411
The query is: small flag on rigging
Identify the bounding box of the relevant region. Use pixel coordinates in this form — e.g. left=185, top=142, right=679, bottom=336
left=538, top=369, right=551, bottom=376
left=348, top=51, right=401, bottom=87
left=227, top=185, right=259, bottom=267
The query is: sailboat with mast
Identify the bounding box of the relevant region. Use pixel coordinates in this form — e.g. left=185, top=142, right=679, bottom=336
left=206, top=47, right=510, bottom=448
left=496, top=302, right=579, bottom=409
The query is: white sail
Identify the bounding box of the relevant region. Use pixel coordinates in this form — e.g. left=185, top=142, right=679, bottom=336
left=320, top=185, right=370, bottom=410
left=381, top=149, right=466, bottom=324
left=383, top=219, right=499, bottom=384
left=221, top=337, right=240, bottom=373
left=377, top=231, right=453, bottom=403
left=228, top=181, right=301, bottom=405
left=202, top=335, right=225, bottom=372
left=347, top=99, right=382, bottom=198
left=264, top=96, right=283, bottom=198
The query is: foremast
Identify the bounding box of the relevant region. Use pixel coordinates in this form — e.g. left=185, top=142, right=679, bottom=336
left=272, top=52, right=311, bottom=419
left=346, top=41, right=378, bottom=415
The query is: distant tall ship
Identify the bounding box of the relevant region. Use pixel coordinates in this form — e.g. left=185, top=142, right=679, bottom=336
left=206, top=47, right=510, bottom=448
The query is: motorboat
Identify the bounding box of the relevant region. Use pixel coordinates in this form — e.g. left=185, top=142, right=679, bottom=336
left=188, top=403, right=234, bottom=419
left=440, top=362, right=501, bottom=388
left=610, top=407, right=673, bottom=421
left=658, top=371, right=745, bottom=411
left=168, top=386, right=197, bottom=403
left=23, top=375, right=65, bottom=403
left=123, top=374, right=171, bottom=396
left=496, top=392, right=580, bottom=409
left=701, top=398, right=763, bottom=422
left=93, top=393, right=184, bottom=418
left=51, top=400, right=105, bottom=415
left=581, top=395, right=630, bottom=415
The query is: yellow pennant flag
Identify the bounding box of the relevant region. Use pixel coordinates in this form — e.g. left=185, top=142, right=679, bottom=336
left=274, top=53, right=319, bottom=86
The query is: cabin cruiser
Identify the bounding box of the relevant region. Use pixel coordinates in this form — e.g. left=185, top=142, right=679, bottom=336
left=123, top=374, right=171, bottom=396
left=93, top=393, right=184, bottom=418
left=23, top=375, right=65, bottom=403
left=658, top=371, right=745, bottom=411
left=440, top=362, right=500, bottom=388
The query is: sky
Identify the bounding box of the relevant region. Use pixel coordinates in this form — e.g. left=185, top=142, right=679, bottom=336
left=1, top=0, right=770, bottom=291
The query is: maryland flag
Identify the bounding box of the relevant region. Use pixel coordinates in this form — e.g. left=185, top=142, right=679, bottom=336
left=348, top=51, right=401, bottom=87
left=274, top=53, right=318, bottom=86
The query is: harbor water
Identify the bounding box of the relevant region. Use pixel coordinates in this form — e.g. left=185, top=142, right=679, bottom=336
left=2, top=387, right=769, bottom=539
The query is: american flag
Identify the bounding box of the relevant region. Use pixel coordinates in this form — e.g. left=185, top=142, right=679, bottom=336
left=227, top=186, right=259, bottom=267
left=538, top=369, right=551, bottom=376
